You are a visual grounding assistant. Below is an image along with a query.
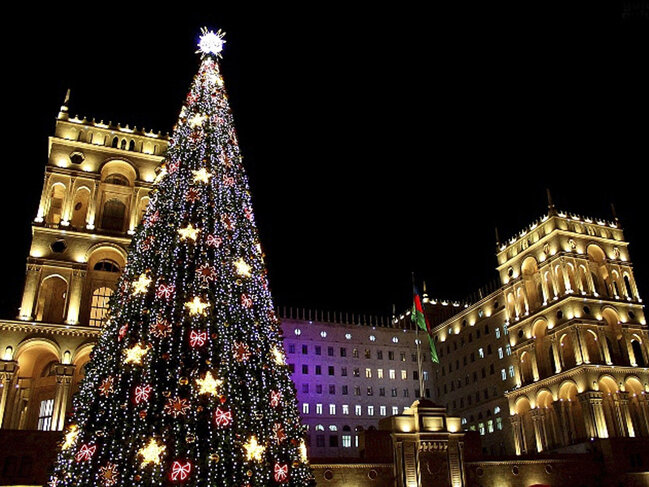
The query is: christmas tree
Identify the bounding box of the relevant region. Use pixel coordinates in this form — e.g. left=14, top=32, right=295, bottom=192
left=48, top=29, right=314, bottom=487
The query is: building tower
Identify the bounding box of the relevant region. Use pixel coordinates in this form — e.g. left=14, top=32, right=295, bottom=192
left=426, top=195, right=648, bottom=458
left=0, top=96, right=168, bottom=431
left=501, top=201, right=647, bottom=454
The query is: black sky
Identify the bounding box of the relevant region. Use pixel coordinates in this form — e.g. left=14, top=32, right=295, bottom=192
left=1, top=4, right=647, bottom=319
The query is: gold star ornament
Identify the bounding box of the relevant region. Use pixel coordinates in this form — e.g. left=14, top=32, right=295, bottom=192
left=191, top=168, right=212, bottom=184
left=178, top=224, right=200, bottom=242
left=234, top=258, right=252, bottom=278
left=243, top=435, right=265, bottom=462
left=123, top=343, right=150, bottom=365
left=188, top=113, right=207, bottom=128
left=270, top=346, right=286, bottom=365
left=195, top=371, right=223, bottom=396
left=138, top=437, right=166, bottom=468
left=184, top=296, right=210, bottom=316
left=62, top=424, right=79, bottom=450
left=132, top=273, right=152, bottom=295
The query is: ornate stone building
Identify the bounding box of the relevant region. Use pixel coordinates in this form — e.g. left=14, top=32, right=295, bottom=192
left=420, top=194, right=648, bottom=458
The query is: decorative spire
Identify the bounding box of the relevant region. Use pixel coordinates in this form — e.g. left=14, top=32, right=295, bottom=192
left=611, top=202, right=619, bottom=223
left=546, top=188, right=557, bottom=216
left=58, top=88, right=71, bottom=120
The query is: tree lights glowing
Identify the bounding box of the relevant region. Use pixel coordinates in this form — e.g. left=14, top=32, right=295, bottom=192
left=48, top=27, right=313, bottom=487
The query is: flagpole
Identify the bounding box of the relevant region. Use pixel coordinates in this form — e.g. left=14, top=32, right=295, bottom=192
left=412, top=272, right=425, bottom=399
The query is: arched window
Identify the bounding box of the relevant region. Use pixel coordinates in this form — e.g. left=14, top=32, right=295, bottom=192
left=35, top=276, right=67, bottom=323
left=111, top=137, right=118, bottom=148
left=93, top=260, right=120, bottom=272
left=624, top=275, right=634, bottom=298
left=632, top=340, right=646, bottom=367
left=120, top=139, right=127, bottom=150
left=128, top=140, right=135, bottom=151
left=47, top=185, right=66, bottom=225
left=101, top=199, right=126, bottom=231
left=89, top=287, right=114, bottom=327
left=104, top=174, right=130, bottom=186
left=70, top=189, right=90, bottom=228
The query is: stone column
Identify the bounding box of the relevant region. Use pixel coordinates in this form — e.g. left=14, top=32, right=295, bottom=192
left=572, top=329, right=584, bottom=365
left=61, top=176, right=76, bottom=225
left=18, top=263, right=42, bottom=320
left=128, top=188, right=139, bottom=233
left=0, top=361, right=18, bottom=428
left=553, top=401, right=569, bottom=446
left=87, top=180, right=99, bottom=229
left=579, top=391, right=608, bottom=439
left=529, top=348, right=540, bottom=382
left=585, top=266, right=596, bottom=296
left=530, top=409, right=545, bottom=452
left=551, top=338, right=562, bottom=373
left=636, top=396, right=649, bottom=437
left=625, top=333, right=638, bottom=366
left=510, top=415, right=523, bottom=455
left=540, top=271, right=550, bottom=304
left=8, top=378, right=31, bottom=430
left=598, top=328, right=612, bottom=365
left=561, top=259, right=573, bottom=293
left=576, top=328, right=589, bottom=364
left=613, top=392, right=635, bottom=438
left=65, top=269, right=87, bottom=325
left=51, top=364, right=75, bottom=431
left=35, top=173, right=52, bottom=222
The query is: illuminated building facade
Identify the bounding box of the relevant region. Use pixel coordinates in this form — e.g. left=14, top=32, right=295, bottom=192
left=420, top=196, right=648, bottom=457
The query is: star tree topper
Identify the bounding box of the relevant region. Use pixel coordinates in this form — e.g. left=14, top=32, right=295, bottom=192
left=197, top=28, right=226, bottom=58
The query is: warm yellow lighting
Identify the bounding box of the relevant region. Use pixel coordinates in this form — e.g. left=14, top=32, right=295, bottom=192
left=138, top=438, right=166, bottom=468
left=184, top=296, right=210, bottom=316
left=243, top=435, right=265, bottom=462
left=195, top=371, right=223, bottom=396
left=299, top=439, right=308, bottom=463
left=191, top=168, right=212, bottom=184
left=132, top=273, right=152, bottom=295
left=234, top=258, right=252, bottom=277
left=154, top=167, right=167, bottom=184
left=3, top=346, right=13, bottom=361
left=270, top=346, right=285, bottom=365
left=62, top=424, right=79, bottom=450
left=123, top=343, right=150, bottom=365
left=178, top=224, right=200, bottom=242
left=188, top=113, right=207, bottom=128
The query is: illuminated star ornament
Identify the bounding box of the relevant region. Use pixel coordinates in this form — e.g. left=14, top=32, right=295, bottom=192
left=178, top=223, right=201, bottom=242
left=99, top=462, right=119, bottom=487
left=123, top=343, right=150, bottom=365
left=150, top=318, right=172, bottom=338
left=195, top=371, right=223, bottom=396
left=138, top=437, right=166, bottom=468
left=62, top=424, right=79, bottom=450
left=234, top=258, right=252, bottom=277
left=243, top=435, right=265, bottom=462
left=270, top=346, right=286, bottom=365
left=191, top=168, right=212, bottom=184
left=185, top=296, right=210, bottom=316
left=197, top=27, right=226, bottom=58
left=164, top=397, right=191, bottom=418
left=99, top=376, right=115, bottom=397
left=188, top=113, right=207, bottom=129
left=132, top=273, right=152, bottom=295
left=233, top=341, right=251, bottom=362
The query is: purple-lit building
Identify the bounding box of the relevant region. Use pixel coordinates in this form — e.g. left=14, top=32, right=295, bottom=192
left=278, top=309, right=435, bottom=459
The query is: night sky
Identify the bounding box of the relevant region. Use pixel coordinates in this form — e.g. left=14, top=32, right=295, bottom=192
left=1, top=5, right=647, bottom=320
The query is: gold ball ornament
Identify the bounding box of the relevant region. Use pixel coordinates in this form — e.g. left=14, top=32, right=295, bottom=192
left=247, top=470, right=253, bottom=477
left=179, top=377, right=189, bottom=386
left=162, top=390, right=171, bottom=398
left=197, top=406, right=204, bottom=412
left=209, top=453, right=220, bottom=462
left=186, top=434, right=196, bottom=443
